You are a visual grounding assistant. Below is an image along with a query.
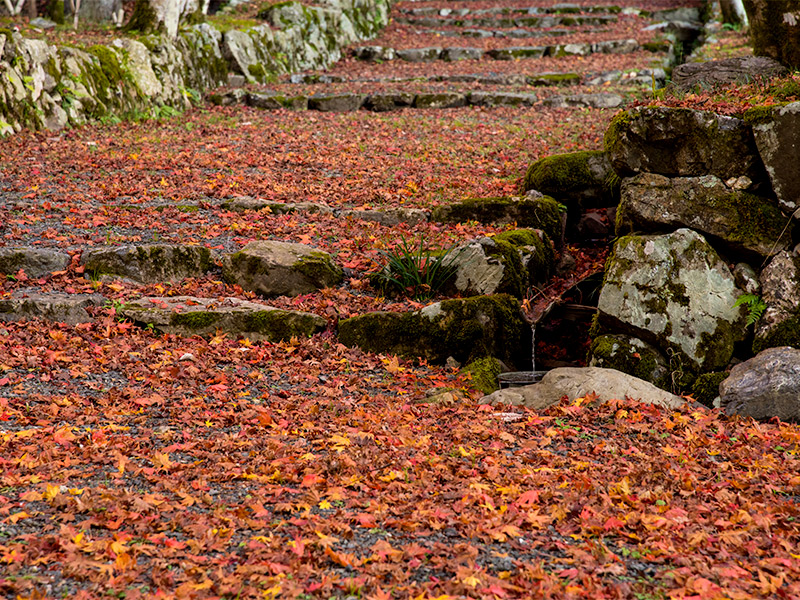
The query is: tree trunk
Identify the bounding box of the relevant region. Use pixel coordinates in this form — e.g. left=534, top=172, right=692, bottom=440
left=124, top=0, right=178, bottom=37
left=742, top=0, right=800, bottom=69
left=719, top=0, right=748, bottom=26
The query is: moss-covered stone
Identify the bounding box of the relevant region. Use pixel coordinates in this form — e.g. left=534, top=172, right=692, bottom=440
left=48, top=0, right=65, bottom=24
left=522, top=150, right=617, bottom=209
left=753, top=312, right=800, bottom=354
left=171, top=310, right=222, bottom=330
left=691, top=371, right=728, bottom=407
left=432, top=196, right=563, bottom=244
left=463, top=356, right=502, bottom=394
left=589, top=334, right=670, bottom=389
left=493, top=228, right=554, bottom=285
left=338, top=294, right=531, bottom=369
left=241, top=309, right=324, bottom=341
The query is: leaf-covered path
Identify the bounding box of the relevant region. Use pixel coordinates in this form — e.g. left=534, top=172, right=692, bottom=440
left=1, top=0, right=800, bottom=598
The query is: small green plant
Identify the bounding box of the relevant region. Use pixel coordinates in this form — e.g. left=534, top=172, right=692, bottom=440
left=734, top=293, right=767, bottom=326
left=370, top=237, right=463, bottom=301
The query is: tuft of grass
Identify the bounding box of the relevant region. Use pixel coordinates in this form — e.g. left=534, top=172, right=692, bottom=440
left=370, top=237, right=463, bottom=301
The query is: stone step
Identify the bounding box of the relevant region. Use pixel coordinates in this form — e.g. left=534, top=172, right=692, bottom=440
left=352, top=39, right=641, bottom=62
left=393, top=14, right=618, bottom=27
left=399, top=4, right=623, bottom=16
left=418, top=27, right=577, bottom=38
left=211, top=89, right=629, bottom=112
left=288, top=71, right=583, bottom=86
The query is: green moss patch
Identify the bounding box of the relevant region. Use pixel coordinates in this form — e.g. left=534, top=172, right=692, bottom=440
left=463, top=357, right=501, bottom=394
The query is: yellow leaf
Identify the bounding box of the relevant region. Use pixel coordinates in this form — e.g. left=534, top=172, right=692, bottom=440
left=45, top=484, right=61, bottom=501
left=152, top=452, right=173, bottom=472
left=461, top=575, right=480, bottom=588
left=458, top=446, right=472, bottom=457
left=7, top=511, right=29, bottom=523
left=318, top=500, right=332, bottom=510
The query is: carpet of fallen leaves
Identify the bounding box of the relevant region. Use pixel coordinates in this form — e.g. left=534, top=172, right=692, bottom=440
left=3, top=0, right=800, bottom=598
left=1, top=318, right=799, bottom=599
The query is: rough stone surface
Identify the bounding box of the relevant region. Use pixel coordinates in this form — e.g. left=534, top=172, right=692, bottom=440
left=754, top=251, right=800, bottom=353
left=484, top=367, right=686, bottom=410
left=720, top=347, right=800, bottom=421
left=396, top=47, right=442, bottom=61
left=524, top=150, right=617, bottom=209
left=341, top=207, right=429, bottom=226
left=222, top=240, right=343, bottom=297
left=589, top=334, right=670, bottom=389
left=120, top=296, right=326, bottom=341
left=468, top=91, right=537, bottom=106
left=81, top=244, right=212, bottom=284
left=0, top=247, right=71, bottom=279
left=597, top=229, right=747, bottom=371
left=414, top=92, right=467, bottom=109
left=542, top=93, right=624, bottom=109
left=308, top=93, right=366, bottom=112
left=431, top=196, right=563, bottom=245
left=672, top=56, right=788, bottom=91
left=442, top=47, right=484, bottom=61
left=487, top=46, right=547, bottom=59
left=364, top=92, right=415, bottom=111
left=605, top=106, right=765, bottom=183
left=338, top=294, right=531, bottom=369
left=750, top=101, right=800, bottom=213
left=0, top=291, right=104, bottom=325
left=224, top=197, right=333, bottom=214
left=616, top=173, right=792, bottom=259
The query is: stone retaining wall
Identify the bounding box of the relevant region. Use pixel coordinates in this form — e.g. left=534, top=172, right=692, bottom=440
left=0, top=0, right=391, bottom=135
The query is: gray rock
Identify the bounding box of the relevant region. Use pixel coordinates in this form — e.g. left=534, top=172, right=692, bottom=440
left=341, top=207, right=429, bottom=226
left=753, top=251, right=800, bottom=353
left=222, top=240, right=342, bottom=297
left=523, top=150, right=617, bottom=209
left=484, top=367, right=686, bottom=410
left=81, top=244, right=212, bottom=284
left=223, top=197, right=333, bottom=214
left=396, top=47, right=442, bottom=62
left=308, top=93, right=365, bottom=112
left=120, top=296, right=326, bottom=342
left=616, top=173, right=792, bottom=259
left=720, top=347, right=800, bottom=421
left=576, top=212, right=609, bottom=239
left=364, top=92, right=415, bottom=111
left=442, top=47, right=484, bottom=61
left=487, top=46, right=547, bottom=60
left=0, top=247, right=70, bottom=279
left=597, top=229, right=747, bottom=371
left=468, top=91, right=537, bottom=106
left=30, top=17, right=57, bottom=29
left=589, top=334, right=670, bottom=389
left=0, top=291, right=104, bottom=325
left=246, top=92, right=288, bottom=110
left=338, top=294, right=531, bottom=369
left=593, top=38, right=639, bottom=54
left=414, top=92, right=467, bottom=109
left=672, top=56, right=788, bottom=92
left=542, top=93, right=624, bottom=109
left=605, top=106, right=765, bottom=182
left=353, top=45, right=396, bottom=61
left=750, top=101, right=800, bottom=213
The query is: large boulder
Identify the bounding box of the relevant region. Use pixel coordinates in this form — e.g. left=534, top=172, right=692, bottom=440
left=523, top=150, right=618, bottom=209
left=81, top=244, right=212, bottom=284
left=338, top=294, right=531, bottom=369
left=222, top=240, right=343, bottom=297
left=753, top=251, right=800, bottom=353
left=119, top=296, right=326, bottom=342
left=483, top=367, right=687, bottom=410
left=720, top=346, right=800, bottom=421
left=616, top=173, right=792, bottom=259
left=671, top=56, right=788, bottom=92
left=604, top=106, right=765, bottom=183
left=596, top=229, right=747, bottom=374
left=747, top=102, right=800, bottom=214
left=0, top=247, right=71, bottom=279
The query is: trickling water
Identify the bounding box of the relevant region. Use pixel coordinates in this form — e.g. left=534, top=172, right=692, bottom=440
left=531, top=323, right=536, bottom=373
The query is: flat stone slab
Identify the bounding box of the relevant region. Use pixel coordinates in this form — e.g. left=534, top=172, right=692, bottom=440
left=119, top=296, right=326, bottom=342
left=222, top=197, right=333, bottom=214
left=81, top=244, right=213, bottom=284
left=0, top=290, right=104, bottom=325
left=0, top=247, right=71, bottom=279
left=341, top=207, right=430, bottom=226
